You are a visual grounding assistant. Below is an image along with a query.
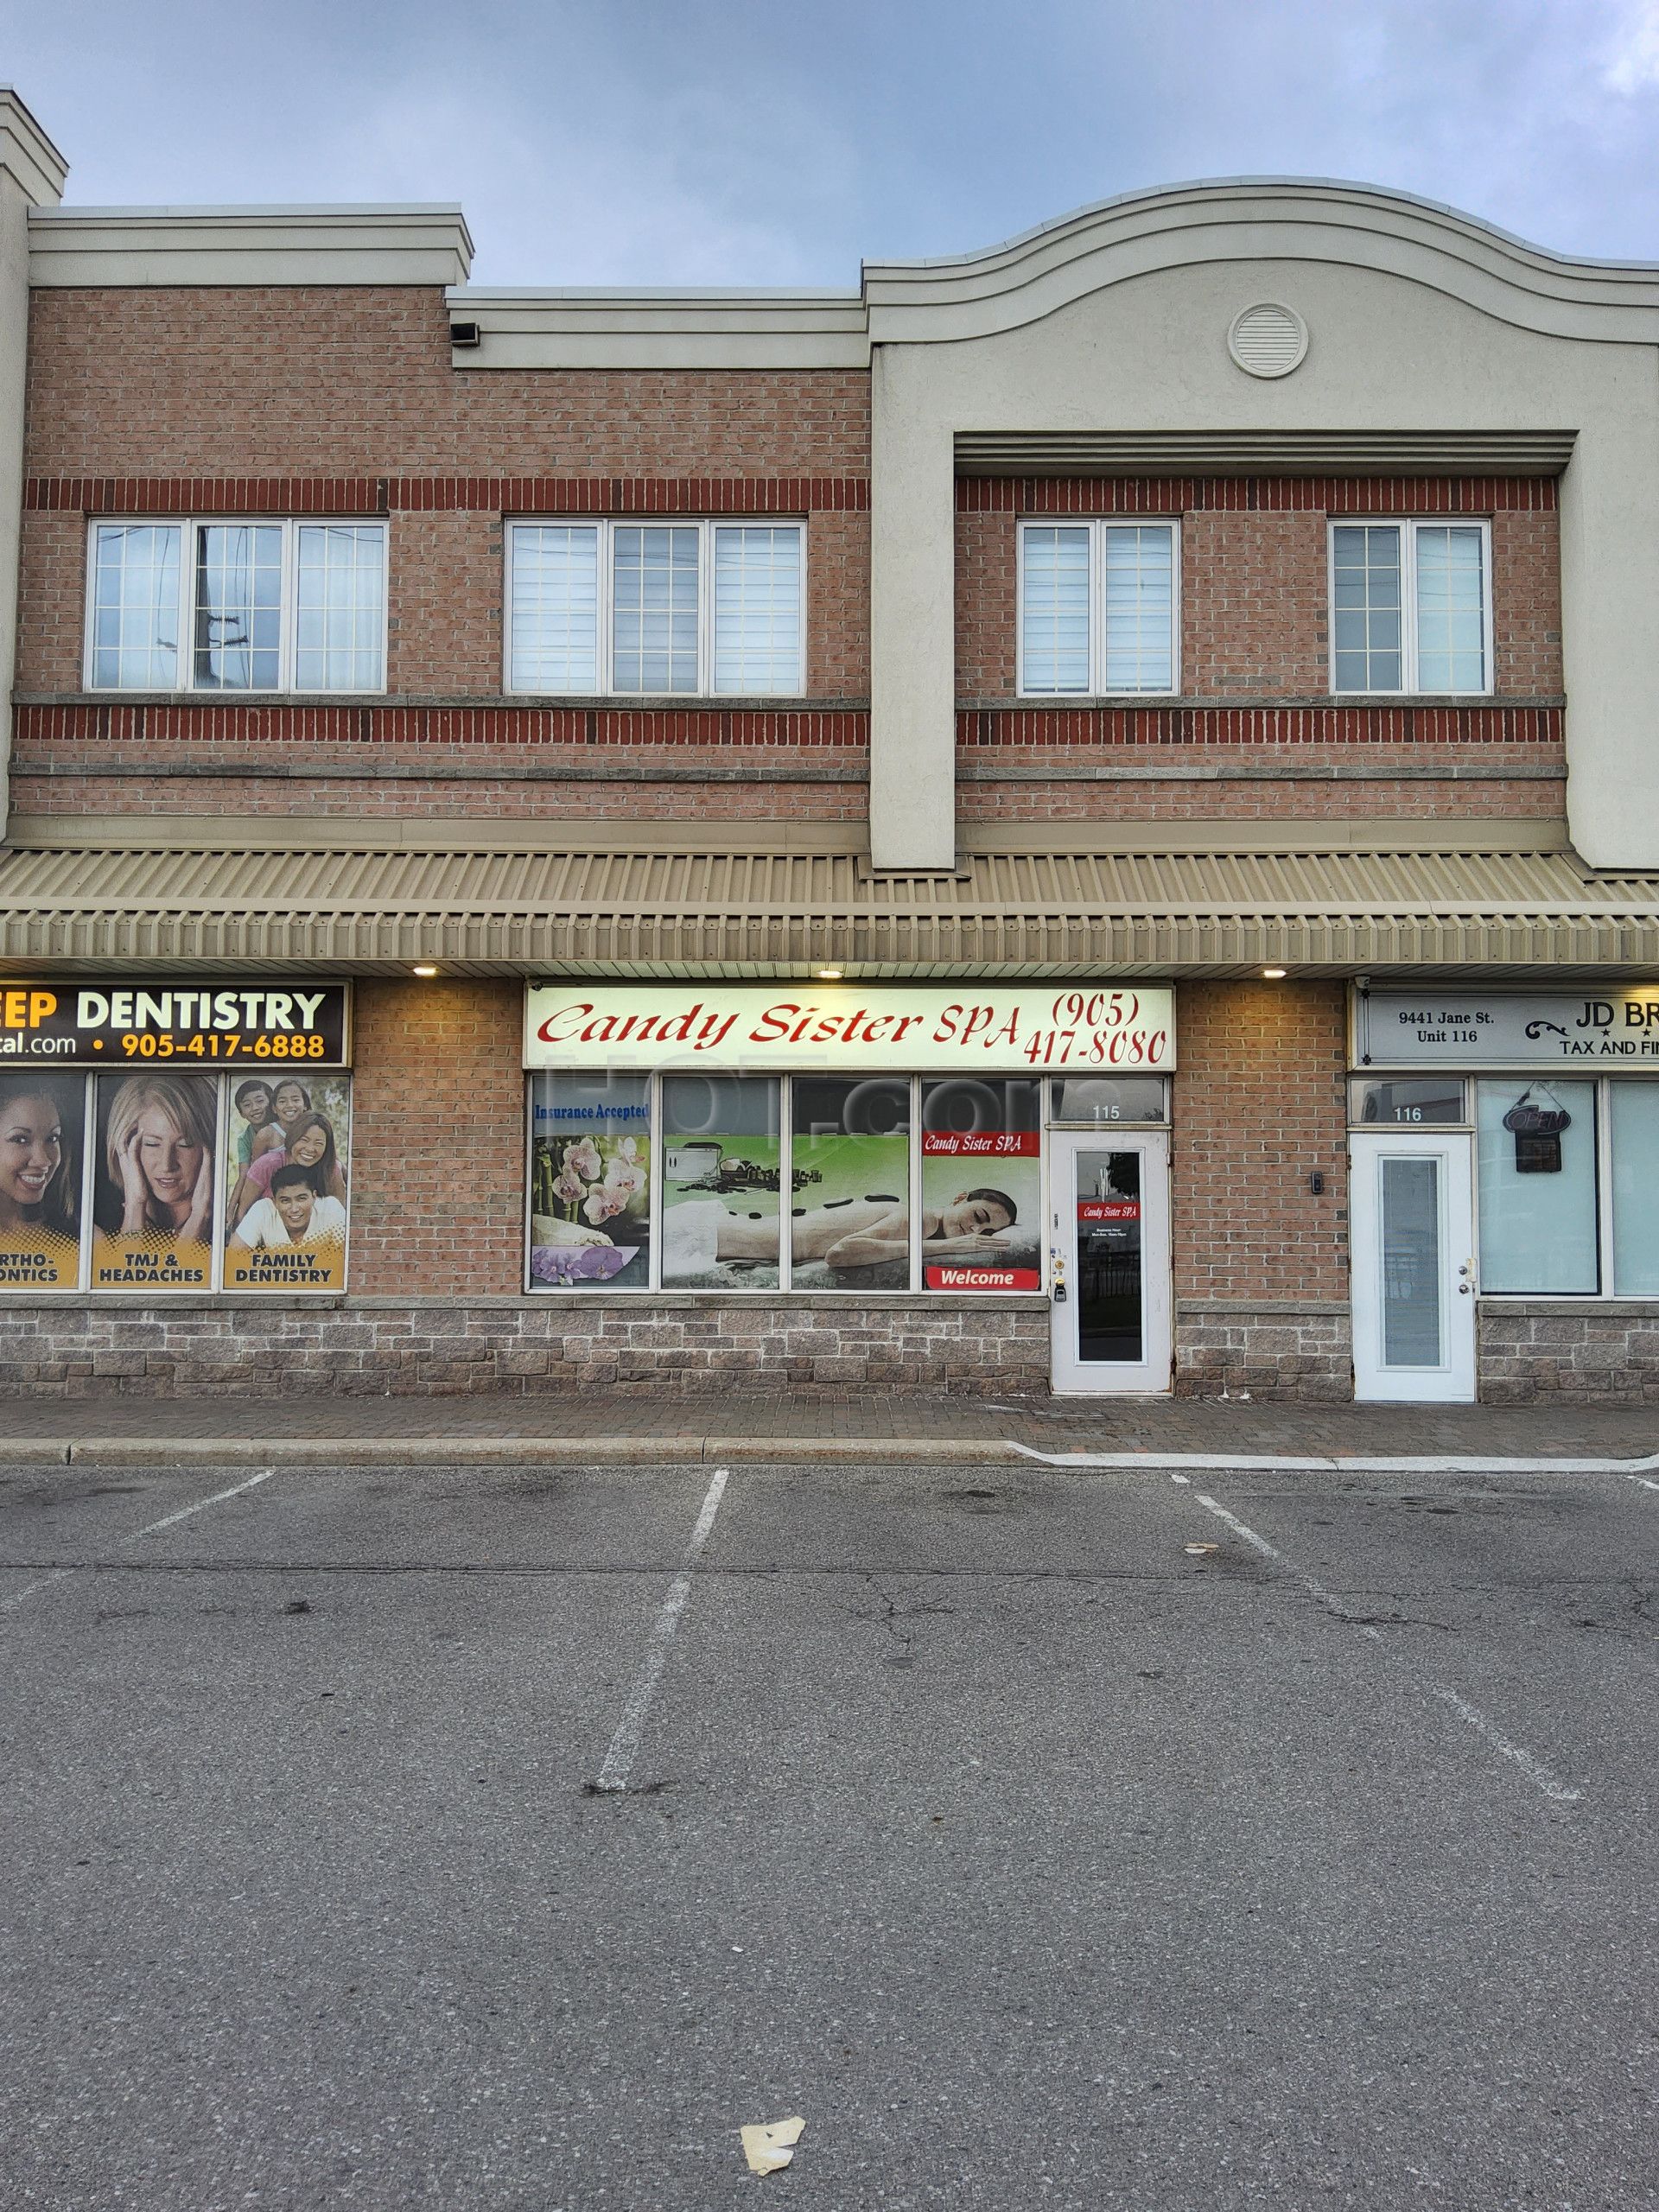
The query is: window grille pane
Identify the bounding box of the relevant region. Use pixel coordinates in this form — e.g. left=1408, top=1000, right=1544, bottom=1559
left=1332, top=524, right=1402, bottom=690
left=712, top=525, right=800, bottom=694
left=1414, top=525, right=1486, bottom=691
left=1611, top=1084, right=1659, bottom=1294
left=788, top=1076, right=912, bottom=1289
left=295, top=525, right=385, bottom=691
left=193, top=524, right=283, bottom=690
left=91, top=523, right=181, bottom=690
left=1020, top=527, right=1090, bottom=693
left=661, top=1074, right=783, bottom=1287
left=510, top=526, right=599, bottom=691
left=1102, top=524, right=1174, bottom=691
left=1476, top=1080, right=1599, bottom=1293
left=613, top=525, right=700, bottom=693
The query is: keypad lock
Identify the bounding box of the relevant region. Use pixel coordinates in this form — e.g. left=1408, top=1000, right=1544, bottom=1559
left=1051, top=1248, right=1067, bottom=1303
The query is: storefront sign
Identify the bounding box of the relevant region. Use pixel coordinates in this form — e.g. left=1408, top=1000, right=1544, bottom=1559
left=524, top=985, right=1174, bottom=1072
left=1077, top=1200, right=1140, bottom=1222
left=924, top=1264, right=1042, bottom=1292
left=0, top=981, right=351, bottom=1066
left=1358, top=987, right=1659, bottom=1066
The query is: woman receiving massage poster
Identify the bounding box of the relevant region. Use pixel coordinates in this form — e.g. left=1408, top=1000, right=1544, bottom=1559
left=222, top=1072, right=352, bottom=1289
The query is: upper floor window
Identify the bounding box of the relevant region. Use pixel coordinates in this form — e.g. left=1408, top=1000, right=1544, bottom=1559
left=1017, top=520, right=1179, bottom=696
left=507, top=520, right=804, bottom=696
left=1330, top=521, right=1491, bottom=695
left=87, top=519, right=387, bottom=694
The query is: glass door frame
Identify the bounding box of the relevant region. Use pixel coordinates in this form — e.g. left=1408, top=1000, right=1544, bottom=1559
left=1047, top=1128, right=1173, bottom=1396
left=1350, top=1128, right=1477, bottom=1403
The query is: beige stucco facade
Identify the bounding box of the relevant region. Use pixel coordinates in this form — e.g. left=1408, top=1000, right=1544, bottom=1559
left=860, top=184, right=1659, bottom=869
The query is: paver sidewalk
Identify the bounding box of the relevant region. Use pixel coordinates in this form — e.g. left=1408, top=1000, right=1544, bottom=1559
left=1, top=1388, right=1656, bottom=1465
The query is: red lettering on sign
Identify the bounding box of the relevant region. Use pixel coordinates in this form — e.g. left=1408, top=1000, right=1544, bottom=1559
left=925, top=1266, right=1043, bottom=1291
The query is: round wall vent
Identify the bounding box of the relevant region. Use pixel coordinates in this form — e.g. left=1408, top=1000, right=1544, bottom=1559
left=1228, top=302, right=1308, bottom=379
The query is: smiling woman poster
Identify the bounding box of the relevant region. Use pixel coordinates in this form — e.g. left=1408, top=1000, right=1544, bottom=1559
left=91, top=1071, right=218, bottom=1289
left=0, top=1072, right=86, bottom=1289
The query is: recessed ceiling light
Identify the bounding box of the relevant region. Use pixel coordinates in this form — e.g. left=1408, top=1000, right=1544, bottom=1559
left=412, top=964, right=439, bottom=977
left=817, top=967, right=843, bottom=980
left=1262, top=967, right=1287, bottom=980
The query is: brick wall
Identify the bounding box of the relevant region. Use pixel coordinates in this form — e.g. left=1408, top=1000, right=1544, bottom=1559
left=1173, top=982, right=1350, bottom=1303
left=348, top=979, right=524, bottom=1295
left=956, top=480, right=1561, bottom=703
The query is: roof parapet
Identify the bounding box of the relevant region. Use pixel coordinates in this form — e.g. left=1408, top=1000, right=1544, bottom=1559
left=0, top=87, right=67, bottom=208
left=28, top=203, right=474, bottom=287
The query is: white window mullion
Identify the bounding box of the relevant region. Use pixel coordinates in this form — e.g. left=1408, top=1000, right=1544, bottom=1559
left=698, top=520, right=715, bottom=696
left=1402, top=524, right=1419, bottom=698
left=597, top=520, right=613, bottom=696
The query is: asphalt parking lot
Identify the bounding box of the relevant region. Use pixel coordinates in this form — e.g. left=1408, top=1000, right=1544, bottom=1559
left=2, top=1452, right=1656, bottom=2210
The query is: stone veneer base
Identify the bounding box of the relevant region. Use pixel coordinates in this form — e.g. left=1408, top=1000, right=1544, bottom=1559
left=9, top=1295, right=1657, bottom=1403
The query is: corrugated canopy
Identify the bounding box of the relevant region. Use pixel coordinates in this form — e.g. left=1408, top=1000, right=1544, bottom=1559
left=3, top=824, right=1659, bottom=978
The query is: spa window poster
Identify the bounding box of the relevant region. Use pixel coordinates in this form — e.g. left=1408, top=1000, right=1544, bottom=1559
left=920, top=1077, right=1043, bottom=1291
left=530, top=1072, right=651, bottom=1288
left=787, top=1076, right=912, bottom=1289
left=660, top=1075, right=783, bottom=1289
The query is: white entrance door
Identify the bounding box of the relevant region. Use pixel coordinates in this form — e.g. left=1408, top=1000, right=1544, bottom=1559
left=1049, top=1131, right=1172, bottom=1395
left=1351, top=1130, right=1477, bottom=1402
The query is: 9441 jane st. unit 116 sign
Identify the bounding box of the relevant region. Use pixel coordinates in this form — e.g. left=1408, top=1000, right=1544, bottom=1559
left=524, top=984, right=1175, bottom=1072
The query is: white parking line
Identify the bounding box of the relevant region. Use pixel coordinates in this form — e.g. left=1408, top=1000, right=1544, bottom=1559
left=0, top=1466, right=276, bottom=1615
left=593, top=1465, right=730, bottom=1795
left=1189, top=1489, right=1582, bottom=1804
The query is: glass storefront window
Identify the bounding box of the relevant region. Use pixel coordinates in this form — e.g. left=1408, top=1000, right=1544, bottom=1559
left=1611, top=1084, right=1659, bottom=1296
left=661, top=1075, right=783, bottom=1289
left=221, top=1071, right=351, bottom=1292
left=0, top=1071, right=87, bottom=1290
left=789, top=1076, right=912, bottom=1290
left=529, top=1072, right=651, bottom=1288
left=920, top=1077, right=1042, bottom=1291
left=1476, top=1080, right=1598, bottom=1294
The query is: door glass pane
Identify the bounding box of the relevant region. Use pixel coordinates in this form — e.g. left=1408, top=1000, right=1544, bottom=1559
left=920, top=1077, right=1041, bottom=1290
left=1476, top=1081, right=1598, bottom=1293
left=789, top=1077, right=911, bottom=1289
left=661, top=1075, right=782, bottom=1288
left=1073, top=1149, right=1142, bottom=1363
left=1380, top=1155, right=1443, bottom=1367
left=528, top=1072, right=651, bottom=1288
left=1611, top=1084, right=1659, bottom=1295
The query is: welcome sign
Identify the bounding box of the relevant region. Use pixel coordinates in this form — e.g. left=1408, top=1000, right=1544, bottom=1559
left=524, top=984, right=1176, bottom=1073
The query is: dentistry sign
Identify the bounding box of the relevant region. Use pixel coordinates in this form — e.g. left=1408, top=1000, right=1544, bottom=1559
left=1357, top=986, right=1659, bottom=1065
left=0, top=980, right=351, bottom=1065
left=524, top=984, right=1175, bottom=1072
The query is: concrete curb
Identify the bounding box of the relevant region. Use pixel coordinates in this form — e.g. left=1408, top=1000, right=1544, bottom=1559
left=0, top=1434, right=1023, bottom=1468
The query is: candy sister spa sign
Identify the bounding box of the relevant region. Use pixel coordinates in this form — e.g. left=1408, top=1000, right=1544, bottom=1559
left=524, top=984, right=1175, bottom=1073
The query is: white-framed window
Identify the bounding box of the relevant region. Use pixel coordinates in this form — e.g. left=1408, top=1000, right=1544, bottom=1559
left=1329, top=520, right=1492, bottom=695
left=1017, top=519, right=1179, bottom=696
left=86, top=519, right=388, bottom=694
left=507, top=520, right=805, bottom=696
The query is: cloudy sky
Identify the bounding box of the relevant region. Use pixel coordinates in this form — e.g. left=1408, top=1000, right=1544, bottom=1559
left=6, top=0, right=1659, bottom=283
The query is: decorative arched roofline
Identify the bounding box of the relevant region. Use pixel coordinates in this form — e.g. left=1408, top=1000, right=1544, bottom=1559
left=861, top=178, right=1659, bottom=346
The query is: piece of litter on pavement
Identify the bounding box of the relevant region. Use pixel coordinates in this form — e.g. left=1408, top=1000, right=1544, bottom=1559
left=741, top=2117, right=805, bottom=2175
left=1184, top=1541, right=1219, bottom=1555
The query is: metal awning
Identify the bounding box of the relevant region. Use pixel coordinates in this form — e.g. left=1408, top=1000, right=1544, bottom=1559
left=4, top=823, right=1659, bottom=978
